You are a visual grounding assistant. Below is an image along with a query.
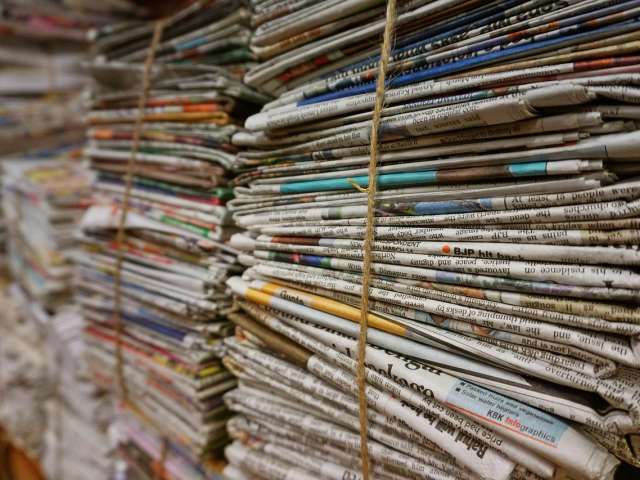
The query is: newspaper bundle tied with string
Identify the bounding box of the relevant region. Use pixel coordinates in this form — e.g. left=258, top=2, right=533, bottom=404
left=75, top=1, right=269, bottom=479
left=222, top=0, right=640, bottom=479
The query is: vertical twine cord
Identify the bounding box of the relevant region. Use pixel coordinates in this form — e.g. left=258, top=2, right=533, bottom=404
left=357, top=1, right=397, bottom=478
left=112, top=19, right=165, bottom=401
left=110, top=20, right=174, bottom=479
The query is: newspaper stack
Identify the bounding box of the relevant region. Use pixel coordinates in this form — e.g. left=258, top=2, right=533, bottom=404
left=0, top=1, right=89, bottom=99
left=0, top=0, right=145, bottom=280
left=0, top=0, right=163, bottom=157
left=223, top=0, right=640, bottom=478
left=0, top=60, right=86, bottom=157
left=0, top=2, right=90, bottom=270
left=41, top=307, right=116, bottom=480
left=77, top=2, right=268, bottom=478
left=0, top=284, right=49, bottom=458
left=0, top=0, right=145, bottom=154
left=0, top=0, right=137, bottom=475
left=0, top=1, right=145, bottom=42
left=0, top=282, right=117, bottom=479
left=2, top=160, right=92, bottom=312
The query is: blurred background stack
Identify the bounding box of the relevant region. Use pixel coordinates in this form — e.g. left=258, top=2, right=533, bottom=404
left=0, top=1, right=143, bottom=478
left=41, top=306, right=117, bottom=480
left=75, top=1, right=268, bottom=478
left=3, top=160, right=92, bottom=311
left=4, top=1, right=640, bottom=480
left=0, top=284, right=49, bottom=461
left=0, top=0, right=90, bottom=271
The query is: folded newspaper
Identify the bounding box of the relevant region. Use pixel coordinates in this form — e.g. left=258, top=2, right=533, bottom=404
left=77, top=2, right=267, bottom=478
left=222, top=0, right=640, bottom=479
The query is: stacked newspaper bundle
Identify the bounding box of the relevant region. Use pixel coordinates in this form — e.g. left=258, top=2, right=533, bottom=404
left=0, top=0, right=145, bottom=43
left=0, top=62, right=86, bottom=157
left=0, top=3, right=90, bottom=270
left=0, top=1, right=89, bottom=101
left=91, top=0, right=255, bottom=70
left=76, top=1, right=268, bottom=478
left=223, top=0, right=640, bottom=478
left=0, top=0, right=144, bottom=277
left=41, top=307, right=116, bottom=480
left=2, top=159, right=92, bottom=311
left=0, top=284, right=116, bottom=479
left=0, top=0, right=151, bottom=151
left=0, top=0, right=139, bottom=475
left=0, top=284, right=49, bottom=458
left=0, top=0, right=145, bottom=154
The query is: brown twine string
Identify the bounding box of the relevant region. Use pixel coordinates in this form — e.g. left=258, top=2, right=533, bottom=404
left=112, top=18, right=165, bottom=401
left=110, top=18, right=169, bottom=476
left=356, top=1, right=397, bottom=478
